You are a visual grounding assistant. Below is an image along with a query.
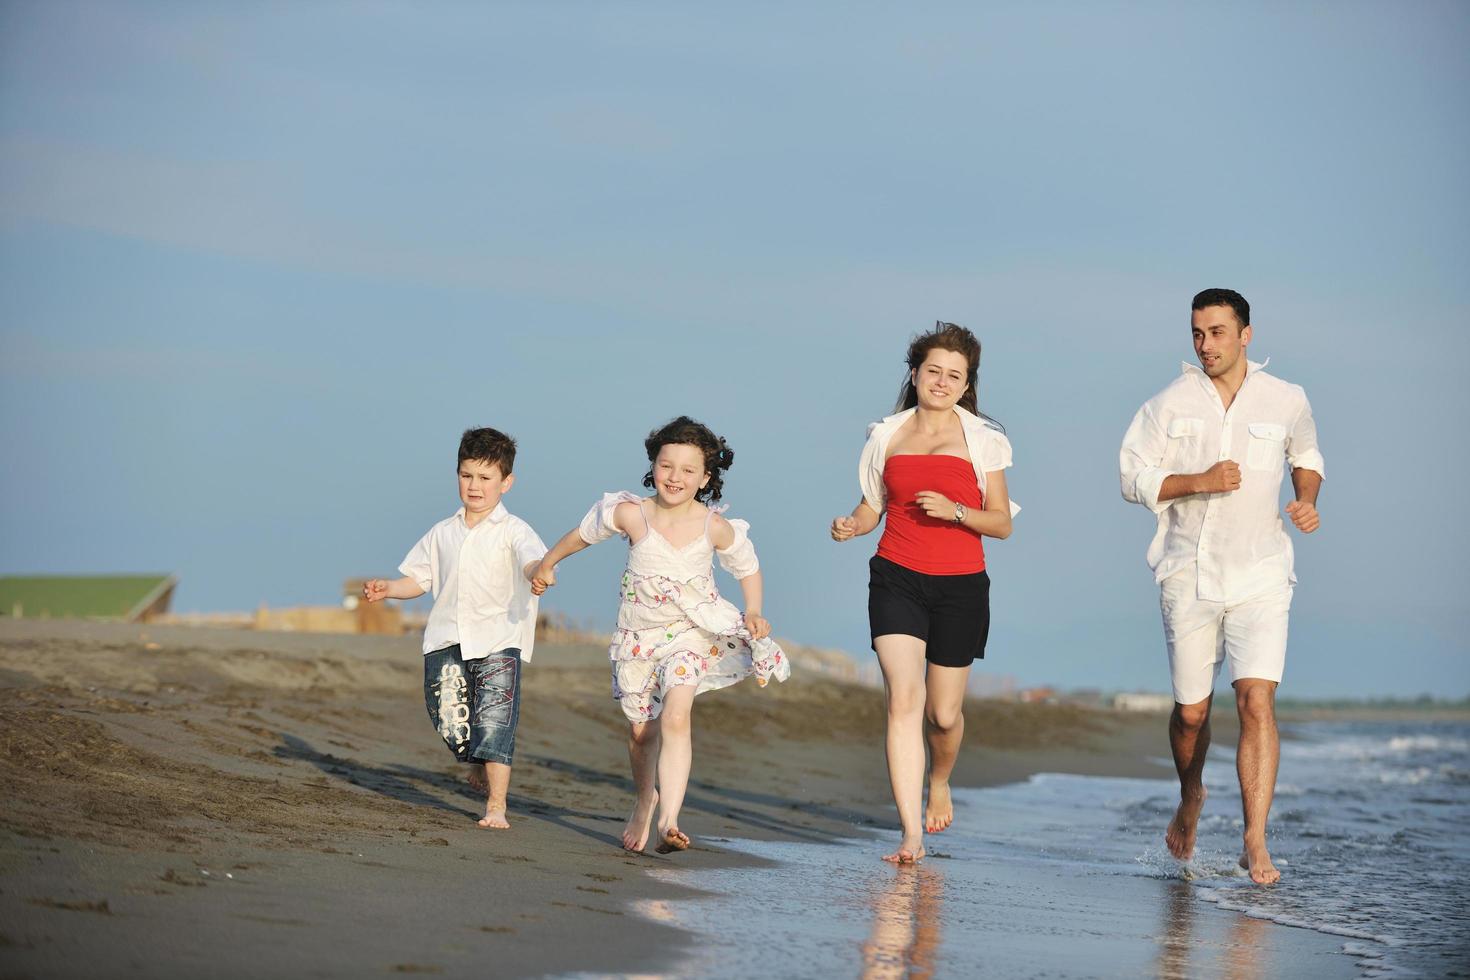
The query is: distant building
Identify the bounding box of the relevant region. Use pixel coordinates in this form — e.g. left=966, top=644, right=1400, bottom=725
left=1112, top=692, right=1175, bottom=712
left=0, top=574, right=177, bottom=623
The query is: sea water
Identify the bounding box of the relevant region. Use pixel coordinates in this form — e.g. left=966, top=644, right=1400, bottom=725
left=621, top=719, right=1468, bottom=978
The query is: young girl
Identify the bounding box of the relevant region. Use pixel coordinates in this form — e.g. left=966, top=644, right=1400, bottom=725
left=531, top=416, right=789, bottom=854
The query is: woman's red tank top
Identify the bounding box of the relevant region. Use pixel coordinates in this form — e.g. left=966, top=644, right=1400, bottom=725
left=876, top=454, right=986, bottom=575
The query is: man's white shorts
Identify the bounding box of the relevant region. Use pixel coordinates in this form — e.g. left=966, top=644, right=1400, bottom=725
left=1159, top=568, right=1292, bottom=705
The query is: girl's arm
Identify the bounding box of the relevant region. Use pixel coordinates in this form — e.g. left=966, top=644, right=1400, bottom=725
left=830, top=499, right=882, bottom=541
left=530, top=528, right=591, bottom=595
left=363, top=576, right=426, bottom=602
left=737, top=571, right=769, bottom=640
left=913, top=468, right=1013, bottom=539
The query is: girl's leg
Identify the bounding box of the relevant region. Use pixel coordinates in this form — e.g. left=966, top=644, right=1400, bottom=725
left=655, top=684, right=697, bottom=852
left=623, top=719, right=661, bottom=852
left=875, top=634, right=929, bottom=862
left=922, top=663, right=971, bottom=833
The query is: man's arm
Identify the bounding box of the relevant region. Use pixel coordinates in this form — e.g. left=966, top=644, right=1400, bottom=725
left=1285, top=468, right=1323, bottom=533
left=1157, top=461, right=1242, bottom=502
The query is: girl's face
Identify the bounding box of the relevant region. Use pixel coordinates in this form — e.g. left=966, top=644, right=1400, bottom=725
left=652, top=443, right=710, bottom=507
left=911, top=347, right=970, bottom=411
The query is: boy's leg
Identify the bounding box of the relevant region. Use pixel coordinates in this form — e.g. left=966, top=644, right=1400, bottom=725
left=468, top=651, right=522, bottom=829
left=654, top=683, right=697, bottom=852
left=424, top=647, right=475, bottom=762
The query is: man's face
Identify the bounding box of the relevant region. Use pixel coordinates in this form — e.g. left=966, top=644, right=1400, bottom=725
left=458, top=459, right=512, bottom=516
left=1191, top=304, right=1252, bottom=379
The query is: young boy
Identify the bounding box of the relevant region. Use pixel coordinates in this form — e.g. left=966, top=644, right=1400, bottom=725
left=364, top=427, right=546, bottom=829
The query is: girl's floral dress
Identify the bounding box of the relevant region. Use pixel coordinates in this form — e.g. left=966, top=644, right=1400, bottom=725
left=578, top=492, right=790, bottom=722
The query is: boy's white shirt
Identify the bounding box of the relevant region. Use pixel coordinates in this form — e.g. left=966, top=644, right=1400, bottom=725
left=399, top=502, right=547, bottom=662
left=858, top=405, right=1021, bottom=518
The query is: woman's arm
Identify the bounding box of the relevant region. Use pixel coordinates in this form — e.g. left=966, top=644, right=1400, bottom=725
left=830, top=499, right=882, bottom=541
left=914, top=468, right=1013, bottom=539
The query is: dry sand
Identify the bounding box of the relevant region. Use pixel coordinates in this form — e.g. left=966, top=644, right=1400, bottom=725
left=0, top=619, right=1178, bottom=977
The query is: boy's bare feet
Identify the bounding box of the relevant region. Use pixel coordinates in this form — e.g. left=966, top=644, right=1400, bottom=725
left=467, top=766, right=489, bottom=796
left=1165, top=786, right=1206, bottom=860
left=622, top=790, right=659, bottom=852
left=478, top=804, right=510, bottom=830
left=925, top=781, right=954, bottom=833
left=655, top=826, right=691, bottom=853
left=1239, top=842, right=1280, bottom=884
left=882, top=835, right=926, bottom=864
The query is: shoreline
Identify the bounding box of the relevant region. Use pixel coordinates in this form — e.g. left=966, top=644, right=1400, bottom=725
left=1, top=618, right=1341, bottom=978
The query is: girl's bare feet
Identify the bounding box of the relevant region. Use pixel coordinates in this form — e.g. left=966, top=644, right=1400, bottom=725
left=622, top=790, right=659, bottom=852
left=882, top=835, right=926, bottom=864
left=925, top=781, right=954, bottom=833
left=655, top=826, right=691, bottom=853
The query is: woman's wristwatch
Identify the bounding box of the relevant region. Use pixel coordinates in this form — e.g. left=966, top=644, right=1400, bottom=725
left=953, top=502, right=967, bottom=524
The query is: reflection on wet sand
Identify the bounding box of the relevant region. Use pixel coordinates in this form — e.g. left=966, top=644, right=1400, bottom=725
left=861, top=865, right=945, bottom=980
left=1156, top=881, right=1266, bottom=980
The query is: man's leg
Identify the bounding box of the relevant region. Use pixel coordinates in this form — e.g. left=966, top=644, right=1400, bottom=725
left=923, top=663, right=971, bottom=833
left=1234, top=678, right=1281, bottom=883
left=1166, top=694, right=1213, bottom=860
left=875, top=634, right=929, bottom=863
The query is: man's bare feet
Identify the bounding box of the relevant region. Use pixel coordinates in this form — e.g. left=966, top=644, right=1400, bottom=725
left=478, top=805, right=510, bottom=830
left=881, top=836, right=926, bottom=864
left=654, top=826, right=691, bottom=854
left=925, top=781, right=954, bottom=833
left=467, top=766, right=489, bottom=796
left=1239, top=842, right=1280, bottom=884
left=1165, top=786, right=1207, bottom=860
left=622, top=790, right=659, bottom=852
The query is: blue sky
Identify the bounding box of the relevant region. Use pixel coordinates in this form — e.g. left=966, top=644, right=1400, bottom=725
left=2, top=1, right=1466, bottom=698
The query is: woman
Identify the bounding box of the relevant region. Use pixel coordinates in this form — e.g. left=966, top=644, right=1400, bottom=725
left=831, top=321, right=1017, bottom=864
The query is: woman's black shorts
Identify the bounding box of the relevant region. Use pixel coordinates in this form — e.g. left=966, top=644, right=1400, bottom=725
left=868, top=555, right=990, bottom=668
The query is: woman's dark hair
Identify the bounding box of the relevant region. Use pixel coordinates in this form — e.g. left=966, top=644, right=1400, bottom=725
left=894, top=321, right=1004, bottom=431
left=642, top=416, right=734, bottom=503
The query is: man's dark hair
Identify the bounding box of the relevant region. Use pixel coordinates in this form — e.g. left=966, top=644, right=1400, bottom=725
left=458, top=427, right=517, bottom=475
left=1192, top=288, right=1250, bottom=328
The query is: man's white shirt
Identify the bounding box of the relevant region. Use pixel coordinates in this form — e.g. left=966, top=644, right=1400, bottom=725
left=1120, top=359, right=1325, bottom=603
left=399, top=503, right=547, bottom=661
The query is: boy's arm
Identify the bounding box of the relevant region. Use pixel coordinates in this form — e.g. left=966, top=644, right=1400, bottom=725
left=363, top=577, right=426, bottom=602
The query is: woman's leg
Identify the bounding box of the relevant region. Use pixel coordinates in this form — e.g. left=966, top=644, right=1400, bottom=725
left=875, top=634, right=929, bottom=862
left=623, top=718, right=661, bottom=851
left=923, top=663, right=971, bottom=832
left=655, top=683, right=697, bottom=851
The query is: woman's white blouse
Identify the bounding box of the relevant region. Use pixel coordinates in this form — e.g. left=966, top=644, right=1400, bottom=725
left=858, top=406, right=1020, bottom=517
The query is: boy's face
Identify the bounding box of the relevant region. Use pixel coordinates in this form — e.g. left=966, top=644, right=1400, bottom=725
left=458, top=459, right=512, bottom=516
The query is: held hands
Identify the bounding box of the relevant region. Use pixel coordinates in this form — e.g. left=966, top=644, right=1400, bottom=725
left=1197, top=460, right=1242, bottom=494
left=1285, top=500, right=1320, bottom=534
left=914, top=491, right=958, bottom=522
left=362, top=579, right=390, bottom=603
left=744, top=611, right=771, bottom=641
left=830, top=515, right=859, bottom=542
left=530, top=561, right=556, bottom=596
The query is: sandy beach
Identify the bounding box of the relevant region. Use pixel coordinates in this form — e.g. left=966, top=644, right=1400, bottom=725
left=1, top=619, right=1356, bottom=977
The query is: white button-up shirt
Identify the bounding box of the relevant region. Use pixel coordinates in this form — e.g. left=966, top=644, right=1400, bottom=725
left=1119, top=359, right=1325, bottom=603
left=858, top=405, right=1021, bottom=517
left=399, top=503, right=547, bottom=661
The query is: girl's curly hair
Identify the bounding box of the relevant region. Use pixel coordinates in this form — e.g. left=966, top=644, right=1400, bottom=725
left=642, top=416, right=734, bottom=503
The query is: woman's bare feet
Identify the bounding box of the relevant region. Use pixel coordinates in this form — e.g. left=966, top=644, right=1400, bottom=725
left=1239, top=841, right=1280, bottom=884
left=655, top=826, right=691, bottom=854
left=881, top=835, right=926, bottom=864
left=622, top=790, right=659, bottom=852
left=925, top=781, right=954, bottom=833
left=1165, top=786, right=1206, bottom=860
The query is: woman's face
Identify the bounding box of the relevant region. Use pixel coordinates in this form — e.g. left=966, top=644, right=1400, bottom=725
left=911, top=347, right=970, bottom=410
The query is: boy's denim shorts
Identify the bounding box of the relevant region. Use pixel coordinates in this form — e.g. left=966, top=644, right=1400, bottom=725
left=422, top=645, right=522, bottom=766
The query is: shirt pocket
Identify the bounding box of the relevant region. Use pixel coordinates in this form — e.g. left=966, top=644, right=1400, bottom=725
left=1246, top=422, right=1287, bottom=470
left=1165, top=417, right=1204, bottom=469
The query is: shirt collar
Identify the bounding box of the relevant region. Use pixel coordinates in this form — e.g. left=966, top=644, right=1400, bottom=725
left=455, top=501, right=509, bottom=528
left=1179, top=356, right=1270, bottom=378
left=878, top=404, right=984, bottom=429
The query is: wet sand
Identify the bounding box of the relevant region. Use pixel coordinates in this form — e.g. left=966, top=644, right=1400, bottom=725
left=1, top=619, right=1324, bottom=978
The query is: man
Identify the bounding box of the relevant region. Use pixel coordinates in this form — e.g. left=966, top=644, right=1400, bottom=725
left=1119, top=288, right=1324, bottom=884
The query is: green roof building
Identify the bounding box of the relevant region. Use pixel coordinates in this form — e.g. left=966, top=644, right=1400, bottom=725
left=0, top=575, right=178, bottom=622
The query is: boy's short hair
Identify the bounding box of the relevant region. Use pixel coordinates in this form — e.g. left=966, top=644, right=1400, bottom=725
left=458, top=427, right=517, bottom=475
